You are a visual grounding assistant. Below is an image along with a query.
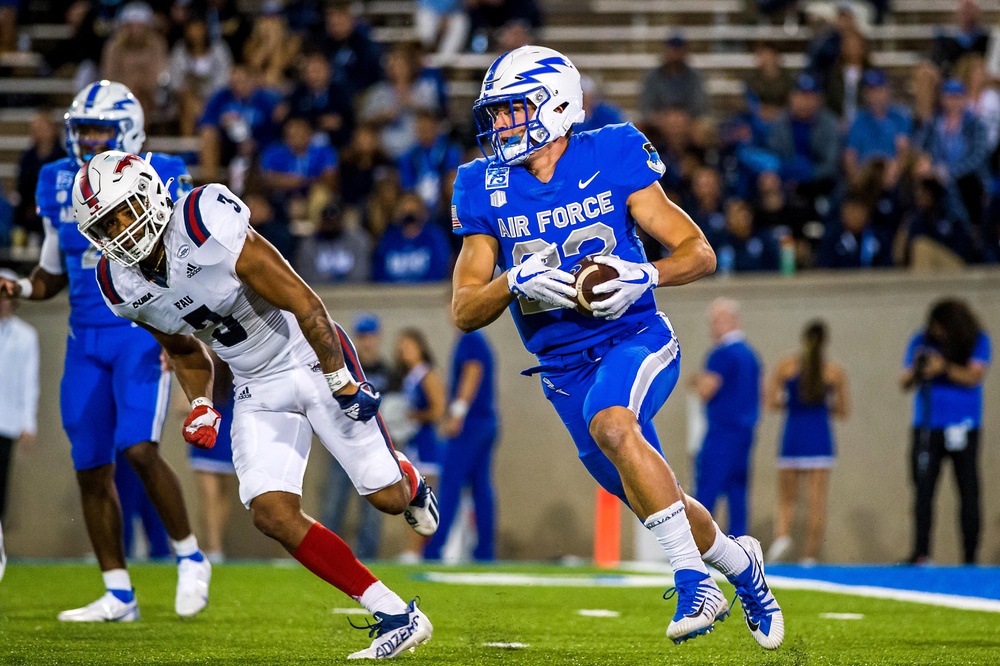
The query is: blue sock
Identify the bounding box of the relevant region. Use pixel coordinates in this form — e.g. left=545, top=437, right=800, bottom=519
left=177, top=550, right=205, bottom=564
left=109, top=588, right=135, bottom=604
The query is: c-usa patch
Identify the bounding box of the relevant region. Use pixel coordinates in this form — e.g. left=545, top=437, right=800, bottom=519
left=177, top=244, right=191, bottom=259
left=485, top=166, right=509, bottom=190
left=642, top=142, right=666, bottom=176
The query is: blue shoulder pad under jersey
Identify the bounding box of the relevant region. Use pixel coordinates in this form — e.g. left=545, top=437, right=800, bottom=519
left=36, top=153, right=192, bottom=329
left=451, top=123, right=665, bottom=359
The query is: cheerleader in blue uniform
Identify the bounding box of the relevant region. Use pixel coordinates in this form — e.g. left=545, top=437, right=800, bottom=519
left=765, top=321, right=850, bottom=564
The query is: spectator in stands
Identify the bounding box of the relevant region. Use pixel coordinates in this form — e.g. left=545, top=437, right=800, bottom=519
left=466, top=0, right=542, bottom=53
left=100, top=2, right=168, bottom=122
left=205, top=0, right=253, bottom=61
left=910, top=61, right=942, bottom=135
left=817, top=193, right=892, bottom=268
left=399, top=110, right=463, bottom=224
left=805, top=3, right=857, bottom=86
left=823, top=28, right=872, bottom=126
left=765, top=320, right=850, bottom=565
left=45, top=1, right=111, bottom=90
left=280, top=51, right=355, bottom=150
left=494, top=18, right=534, bottom=53
left=367, top=167, right=404, bottom=243
left=339, top=122, right=395, bottom=229
left=745, top=42, right=794, bottom=123
left=955, top=54, right=1000, bottom=156
left=294, top=203, right=372, bottom=284
left=902, top=298, right=991, bottom=565
left=767, top=73, right=840, bottom=206
left=241, top=187, right=296, bottom=261
left=639, top=34, right=709, bottom=122
left=903, top=177, right=974, bottom=270
left=15, top=111, right=65, bottom=242
left=169, top=9, right=233, bottom=137
left=645, top=108, right=693, bottom=195
left=285, top=0, right=324, bottom=35
left=372, top=193, right=452, bottom=283
left=932, top=0, right=990, bottom=74
left=854, top=157, right=905, bottom=252
left=0, top=0, right=18, bottom=52
left=576, top=75, right=625, bottom=133
left=713, top=199, right=780, bottom=273
left=685, top=166, right=727, bottom=241
left=319, top=314, right=393, bottom=560
left=307, top=0, right=383, bottom=97
left=689, top=297, right=761, bottom=538
left=844, top=69, right=911, bottom=179
left=198, top=63, right=282, bottom=184
left=243, top=1, right=301, bottom=89
left=260, top=116, right=338, bottom=226
left=753, top=170, right=814, bottom=262
left=415, top=0, right=469, bottom=64
left=359, top=44, right=441, bottom=159
left=913, top=79, right=990, bottom=228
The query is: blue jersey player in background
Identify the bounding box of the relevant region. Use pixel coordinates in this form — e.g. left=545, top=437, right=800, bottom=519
left=0, top=81, right=211, bottom=622
left=450, top=46, right=784, bottom=649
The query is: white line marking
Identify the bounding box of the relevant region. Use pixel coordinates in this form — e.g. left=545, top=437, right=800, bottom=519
left=482, top=642, right=530, bottom=649
left=332, top=608, right=371, bottom=615
left=819, top=612, right=865, bottom=620
left=418, top=571, right=1000, bottom=613
left=578, top=609, right=621, bottom=617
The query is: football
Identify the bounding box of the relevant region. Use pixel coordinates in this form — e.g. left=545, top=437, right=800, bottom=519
left=573, top=255, right=619, bottom=317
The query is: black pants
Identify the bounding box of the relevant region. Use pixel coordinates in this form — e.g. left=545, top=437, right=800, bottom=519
left=0, top=435, right=13, bottom=522
left=910, top=427, right=981, bottom=563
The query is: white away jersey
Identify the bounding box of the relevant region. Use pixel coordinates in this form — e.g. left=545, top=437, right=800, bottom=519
left=96, top=183, right=313, bottom=380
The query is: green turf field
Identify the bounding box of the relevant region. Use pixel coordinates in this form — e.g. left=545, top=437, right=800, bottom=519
left=1, top=562, right=997, bottom=665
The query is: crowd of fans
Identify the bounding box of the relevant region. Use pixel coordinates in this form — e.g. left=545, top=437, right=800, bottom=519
left=4, top=0, right=1000, bottom=282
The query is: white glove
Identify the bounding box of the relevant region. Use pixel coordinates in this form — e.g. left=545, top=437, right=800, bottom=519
left=590, top=255, right=659, bottom=321
left=507, top=243, right=576, bottom=309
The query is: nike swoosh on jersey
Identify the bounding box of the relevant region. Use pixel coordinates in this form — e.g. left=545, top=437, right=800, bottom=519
left=578, top=171, right=600, bottom=188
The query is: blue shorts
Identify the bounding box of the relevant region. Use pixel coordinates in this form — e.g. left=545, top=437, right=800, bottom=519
left=188, top=398, right=236, bottom=474
left=533, top=313, right=681, bottom=504
left=62, top=325, right=170, bottom=471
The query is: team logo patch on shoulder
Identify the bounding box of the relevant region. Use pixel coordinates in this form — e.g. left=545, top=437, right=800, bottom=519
left=451, top=205, right=462, bottom=230
left=642, top=142, right=666, bottom=176
left=490, top=190, right=507, bottom=208
left=486, top=166, right=509, bottom=190
left=177, top=244, right=191, bottom=259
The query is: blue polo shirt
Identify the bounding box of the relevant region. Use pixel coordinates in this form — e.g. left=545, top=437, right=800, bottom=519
left=904, top=331, right=991, bottom=428
left=846, top=106, right=911, bottom=163
left=260, top=142, right=338, bottom=180
left=705, top=333, right=761, bottom=430
left=449, top=331, right=497, bottom=428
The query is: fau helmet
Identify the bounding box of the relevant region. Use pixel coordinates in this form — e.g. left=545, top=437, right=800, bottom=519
left=473, top=45, right=586, bottom=166
left=72, top=151, right=172, bottom=267
left=65, top=80, right=146, bottom=166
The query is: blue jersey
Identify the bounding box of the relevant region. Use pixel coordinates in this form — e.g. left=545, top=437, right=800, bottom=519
left=904, top=331, right=991, bottom=428
left=450, top=330, right=497, bottom=427
left=452, top=123, right=665, bottom=360
left=705, top=335, right=761, bottom=429
left=36, top=154, right=191, bottom=329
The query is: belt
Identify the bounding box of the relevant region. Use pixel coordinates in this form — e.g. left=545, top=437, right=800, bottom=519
left=521, top=315, right=668, bottom=377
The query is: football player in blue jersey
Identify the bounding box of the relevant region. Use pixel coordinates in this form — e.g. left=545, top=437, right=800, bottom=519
left=0, top=81, right=211, bottom=622
left=450, top=46, right=784, bottom=649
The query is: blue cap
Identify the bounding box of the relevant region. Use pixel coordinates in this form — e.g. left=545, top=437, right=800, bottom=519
left=665, top=33, right=686, bottom=47
left=942, top=79, right=966, bottom=95
left=354, top=313, right=380, bottom=335
left=795, top=73, right=821, bottom=93
left=862, top=69, right=887, bottom=87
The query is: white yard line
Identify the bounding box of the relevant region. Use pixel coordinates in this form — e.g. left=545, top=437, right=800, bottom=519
left=819, top=612, right=865, bottom=620
left=577, top=609, right=621, bottom=617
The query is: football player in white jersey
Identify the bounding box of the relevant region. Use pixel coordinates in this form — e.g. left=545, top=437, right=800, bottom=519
left=72, top=151, right=436, bottom=659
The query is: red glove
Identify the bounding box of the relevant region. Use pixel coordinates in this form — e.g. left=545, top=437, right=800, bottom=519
left=183, top=397, right=221, bottom=449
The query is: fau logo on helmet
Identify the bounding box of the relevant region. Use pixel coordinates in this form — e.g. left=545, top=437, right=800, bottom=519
left=113, top=154, right=142, bottom=178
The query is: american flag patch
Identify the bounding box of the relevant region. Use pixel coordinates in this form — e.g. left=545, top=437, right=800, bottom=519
left=451, top=205, right=461, bottom=230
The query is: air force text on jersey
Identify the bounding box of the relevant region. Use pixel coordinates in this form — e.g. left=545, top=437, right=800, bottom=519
left=497, top=190, right=615, bottom=238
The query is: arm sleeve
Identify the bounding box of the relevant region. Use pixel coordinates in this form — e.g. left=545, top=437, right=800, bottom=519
left=38, top=216, right=65, bottom=275
left=22, top=327, right=39, bottom=435
left=605, top=122, right=666, bottom=192
left=450, top=165, right=495, bottom=238
left=972, top=332, right=991, bottom=365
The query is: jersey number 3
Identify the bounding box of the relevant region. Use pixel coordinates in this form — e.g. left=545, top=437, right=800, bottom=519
left=183, top=305, right=248, bottom=347
left=511, top=222, right=617, bottom=315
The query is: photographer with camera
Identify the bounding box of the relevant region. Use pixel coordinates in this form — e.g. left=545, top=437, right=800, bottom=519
left=901, top=298, right=991, bottom=564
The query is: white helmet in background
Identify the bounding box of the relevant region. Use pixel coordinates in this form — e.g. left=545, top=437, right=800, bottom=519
left=65, top=80, right=146, bottom=166
left=473, top=45, right=585, bottom=166
left=73, top=151, right=172, bottom=267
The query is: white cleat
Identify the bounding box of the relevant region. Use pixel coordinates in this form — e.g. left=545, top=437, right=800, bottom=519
left=176, top=555, right=212, bottom=618
left=348, top=600, right=433, bottom=659
left=732, top=535, right=785, bottom=650
left=403, top=479, right=439, bottom=538
left=664, top=569, right=729, bottom=644
left=58, top=591, right=139, bottom=622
